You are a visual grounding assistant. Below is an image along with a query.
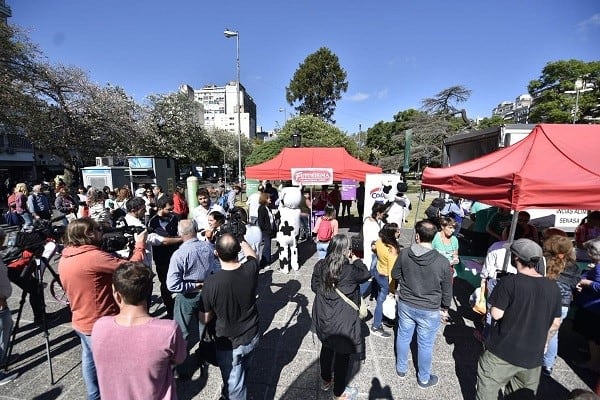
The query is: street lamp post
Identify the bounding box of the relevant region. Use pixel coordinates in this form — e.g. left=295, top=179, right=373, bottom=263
left=224, top=29, right=242, bottom=184
left=279, top=107, right=287, bottom=126
left=565, top=78, right=593, bottom=124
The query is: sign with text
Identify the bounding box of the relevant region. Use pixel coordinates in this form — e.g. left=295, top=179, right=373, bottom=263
left=341, top=179, right=357, bottom=201
left=291, top=168, right=333, bottom=186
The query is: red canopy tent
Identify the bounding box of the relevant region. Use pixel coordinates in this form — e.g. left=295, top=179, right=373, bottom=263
left=245, top=147, right=381, bottom=181
left=422, top=124, right=600, bottom=210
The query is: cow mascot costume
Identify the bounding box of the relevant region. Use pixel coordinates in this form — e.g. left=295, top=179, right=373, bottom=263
left=276, top=184, right=302, bottom=274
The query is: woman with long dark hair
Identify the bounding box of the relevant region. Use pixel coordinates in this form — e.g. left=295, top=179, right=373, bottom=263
left=311, top=234, right=370, bottom=400
left=542, top=233, right=579, bottom=375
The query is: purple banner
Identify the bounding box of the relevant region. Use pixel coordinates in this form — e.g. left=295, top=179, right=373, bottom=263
left=341, top=179, right=357, bottom=201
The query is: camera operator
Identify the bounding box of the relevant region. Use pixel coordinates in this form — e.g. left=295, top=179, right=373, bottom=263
left=124, top=197, right=181, bottom=269
left=147, top=196, right=183, bottom=319
left=59, top=217, right=147, bottom=400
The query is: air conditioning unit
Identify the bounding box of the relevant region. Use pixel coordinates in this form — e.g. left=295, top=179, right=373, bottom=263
left=95, top=157, right=114, bottom=166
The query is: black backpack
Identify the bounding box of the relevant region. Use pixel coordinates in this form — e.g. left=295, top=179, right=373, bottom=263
left=1, top=230, right=47, bottom=265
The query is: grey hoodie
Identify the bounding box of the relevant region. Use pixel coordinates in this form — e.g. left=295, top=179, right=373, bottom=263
left=391, top=243, right=453, bottom=310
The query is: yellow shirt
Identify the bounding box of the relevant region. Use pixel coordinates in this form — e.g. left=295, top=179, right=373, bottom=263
left=375, top=239, right=398, bottom=280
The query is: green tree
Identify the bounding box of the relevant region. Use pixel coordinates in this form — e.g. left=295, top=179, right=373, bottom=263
left=246, top=115, right=355, bottom=165
left=528, top=60, right=600, bottom=124
left=22, top=63, right=142, bottom=183
left=477, top=115, right=507, bottom=129
left=140, top=92, right=213, bottom=165
left=0, top=24, right=41, bottom=131
left=286, top=47, right=348, bottom=124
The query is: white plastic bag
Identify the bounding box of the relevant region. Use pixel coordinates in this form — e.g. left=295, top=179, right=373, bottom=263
left=382, top=295, right=397, bottom=320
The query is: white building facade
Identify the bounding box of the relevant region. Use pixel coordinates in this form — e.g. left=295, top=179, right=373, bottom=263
left=492, top=94, right=532, bottom=123
left=181, top=82, right=257, bottom=139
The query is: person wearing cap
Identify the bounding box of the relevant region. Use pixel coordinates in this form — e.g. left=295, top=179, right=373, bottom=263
left=476, top=238, right=562, bottom=400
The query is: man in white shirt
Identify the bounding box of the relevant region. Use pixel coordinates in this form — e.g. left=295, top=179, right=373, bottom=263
left=246, top=187, right=262, bottom=225
left=191, top=188, right=212, bottom=234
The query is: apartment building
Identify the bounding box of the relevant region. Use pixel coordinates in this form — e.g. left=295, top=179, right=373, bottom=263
left=180, top=82, right=257, bottom=139
left=492, top=94, right=532, bottom=123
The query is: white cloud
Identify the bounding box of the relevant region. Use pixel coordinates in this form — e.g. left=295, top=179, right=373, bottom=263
left=578, top=13, right=600, bottom=31
left=348, top=92, right=370, bottom=102
left=376, top=89, right=389, bottom=99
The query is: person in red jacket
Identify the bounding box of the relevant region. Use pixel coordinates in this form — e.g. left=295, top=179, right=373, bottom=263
left=172, top=185, right=189, bottom=219
left=59, top=218, right=147, bottom=400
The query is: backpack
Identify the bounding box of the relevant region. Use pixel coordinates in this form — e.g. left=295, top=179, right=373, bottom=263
left=1, top=229, right=47, bottom=267
left=7, top=193, right=16, bottom=209
left=316, top=218, right=334, bottom=242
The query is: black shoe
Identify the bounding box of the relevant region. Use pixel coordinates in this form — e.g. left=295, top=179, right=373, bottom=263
left=418, top=374, right=439, bottom=389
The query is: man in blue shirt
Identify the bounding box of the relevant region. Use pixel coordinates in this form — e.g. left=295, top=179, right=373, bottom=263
left=166, top=219, right=215, bottom=379
left=27, top=184, right=51, bottom=221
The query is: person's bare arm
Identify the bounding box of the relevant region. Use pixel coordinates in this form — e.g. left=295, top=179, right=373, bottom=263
left=545, top=317, right=562, bottom=351
left=241, top=240, right=257, bottom=259
left=198, top=310, right=214, bottom=325
left=490, top=306, right=504, bottom=321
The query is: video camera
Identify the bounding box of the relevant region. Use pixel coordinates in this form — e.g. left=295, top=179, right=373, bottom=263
left=219, top=206, right=247, bottom=242
left=100, top=218, right=148, bottom=253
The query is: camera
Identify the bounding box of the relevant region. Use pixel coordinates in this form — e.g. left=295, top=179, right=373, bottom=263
left=100, top=221, right=146, bottom=253
left=219, top=207, right=247, bottom=242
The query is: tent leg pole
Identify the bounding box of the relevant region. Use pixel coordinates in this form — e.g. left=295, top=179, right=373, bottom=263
left=501, top=211, right=520, bottom=272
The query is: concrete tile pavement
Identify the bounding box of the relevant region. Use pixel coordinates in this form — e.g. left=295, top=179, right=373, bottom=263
left=0, top=222, right=598, bottom=399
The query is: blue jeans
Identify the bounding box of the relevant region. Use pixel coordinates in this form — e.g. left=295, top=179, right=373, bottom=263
left=543, top=306, right=569, bottom=370
left=260, top=233, right=272, bottom=268
left=75, top=331, right=100, bottom=400
left=216, top=333, right=259, bottom=400
left=395, top=301, right=441, bottom=384
left=360, top=255, right=378, bottom=298
left=372, top=268, right=389, bottom=329
left=316, top=241, right=329, bottom=259
left=174, top=292, right=206, bottom=377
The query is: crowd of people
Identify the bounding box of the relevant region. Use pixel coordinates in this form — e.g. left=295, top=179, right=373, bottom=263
left=0, top=178, right=598, bottom=400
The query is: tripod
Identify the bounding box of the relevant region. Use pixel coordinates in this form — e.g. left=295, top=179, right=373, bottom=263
left=4, top=255, right=55, bottom=384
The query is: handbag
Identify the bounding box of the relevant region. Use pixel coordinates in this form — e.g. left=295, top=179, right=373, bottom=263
left=472, top=279, right=487, bottom=315
left=335, top=287, right=368, bottom=320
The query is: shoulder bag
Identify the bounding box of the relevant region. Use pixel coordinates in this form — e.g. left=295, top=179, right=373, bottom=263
left=335, top=287, right=368, bottom=320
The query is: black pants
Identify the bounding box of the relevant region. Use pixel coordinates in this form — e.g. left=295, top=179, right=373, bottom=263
left=155, top=262, right=174, bottom=318
left=320, top=345, right=350, bottom=397
left=7, top=267, right=44, bottom=320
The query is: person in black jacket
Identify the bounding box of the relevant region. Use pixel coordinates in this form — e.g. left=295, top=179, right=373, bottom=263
left=257, top=192, right=275, bottom=269
left=147, top=196, right=182, bottom=319
left=311, top=234, right=370, bottom=400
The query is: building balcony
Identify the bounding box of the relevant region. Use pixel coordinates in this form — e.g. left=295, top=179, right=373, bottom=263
left=0, top=2, right=12, bottom=19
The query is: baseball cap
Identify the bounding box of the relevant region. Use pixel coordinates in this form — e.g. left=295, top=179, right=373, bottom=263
left=510, top=239, right=543, bottom=263
left=135, top=188, right=146, bottom=197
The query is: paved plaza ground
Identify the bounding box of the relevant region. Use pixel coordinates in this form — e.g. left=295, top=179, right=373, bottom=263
left=0, top=219, right=598, bottom=399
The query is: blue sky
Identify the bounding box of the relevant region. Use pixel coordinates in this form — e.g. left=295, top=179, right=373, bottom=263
left=9, top=1, right=600, bottom=134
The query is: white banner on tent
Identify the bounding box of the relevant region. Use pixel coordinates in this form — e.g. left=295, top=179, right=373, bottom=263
left=291, top=168, right=333, bottom=186
left=364, top=173, right=402, bottom=220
